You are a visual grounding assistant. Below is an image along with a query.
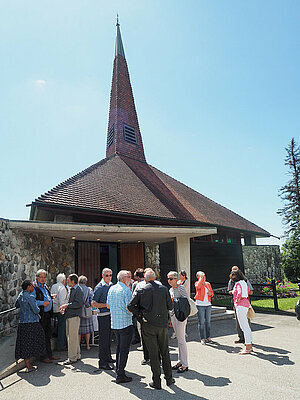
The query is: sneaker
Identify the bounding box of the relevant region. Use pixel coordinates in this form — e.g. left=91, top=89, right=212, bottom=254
left=116, top=376, right=132, bottom=384
left=201, top=339, right=206, bottom=345
left=171, top=332, right=176, bottom=339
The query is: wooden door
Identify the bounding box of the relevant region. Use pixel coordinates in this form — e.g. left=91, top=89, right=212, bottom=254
left=76, top=241, right=101, bottom=288
left=120, top=243, right=145, bottom=275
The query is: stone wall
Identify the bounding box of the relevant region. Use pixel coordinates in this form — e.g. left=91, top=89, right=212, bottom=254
left=242, top=245, right=282, bottom=283
left=145, top=242, right=160, bottom=276
left=0, top=218, right=75, bottom=336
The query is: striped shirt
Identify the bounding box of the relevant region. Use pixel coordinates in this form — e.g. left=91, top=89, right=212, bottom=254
left=107, top=282, right=133, bottom=329
left=169, top=284, right=189, bottom=316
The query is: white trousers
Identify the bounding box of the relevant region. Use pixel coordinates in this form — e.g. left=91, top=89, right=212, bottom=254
left=236, top=306, right=252, bottom=345
left=171, top=315, right=188, bottom=368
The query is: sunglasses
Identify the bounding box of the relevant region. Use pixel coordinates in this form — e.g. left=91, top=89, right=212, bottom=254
left=167, top=277, right=175, bottom=281
left=104, top=274, right=112, bottom=277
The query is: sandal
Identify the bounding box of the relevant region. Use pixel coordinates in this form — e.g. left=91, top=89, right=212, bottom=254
left=239, top=349, right=252, bottom=355
left=172, top=363, right=182, bottom=370
left=177, top=366, right=188, bottom=373
left=25, top=366, right=37, bottom=373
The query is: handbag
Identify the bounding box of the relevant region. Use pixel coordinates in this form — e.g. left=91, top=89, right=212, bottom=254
left=81, top=288, right=92, bottom=319
left=247, top=305, right=255, bottom=319
left=174, top=297, right=191, bottom=322
left=188, top=298, right=198, bottom=317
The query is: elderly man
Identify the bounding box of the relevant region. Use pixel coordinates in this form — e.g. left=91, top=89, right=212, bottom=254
left=128, top=269, right=174, bottom=390
left=59, top=274, right=84, bottom=364
left=92, top=268, right=114, bottom=370
left=107, top=270, right=133, bottom=384
left=33, top=269, right=59, bottom=363
left=228, top=265, right=253, bottom=344
left=51, top=273, right=68, bottom=351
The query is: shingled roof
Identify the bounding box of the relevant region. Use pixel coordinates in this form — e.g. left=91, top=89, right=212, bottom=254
left=30, top=21, right=269, bottom=238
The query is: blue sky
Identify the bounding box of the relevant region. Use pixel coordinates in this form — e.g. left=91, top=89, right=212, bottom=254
left=1, top=0, right=299, bottom=245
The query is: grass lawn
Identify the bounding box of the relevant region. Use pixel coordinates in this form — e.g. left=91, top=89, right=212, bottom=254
left=212, top=296, right=299, bottom=311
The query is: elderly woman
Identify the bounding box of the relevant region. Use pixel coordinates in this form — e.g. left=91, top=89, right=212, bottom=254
left=195, top=271, right=214, bottom=345
left=167, top=271, right=189, bottom=373
left=178, top=270, right=190, bottom=297
left=51, top=273, right=68, bottom=351
left=15, top=280, right=46, bottom=372
left=78, top=275, right=94, bottom=350
left=230, top=269, right=253, bottom=354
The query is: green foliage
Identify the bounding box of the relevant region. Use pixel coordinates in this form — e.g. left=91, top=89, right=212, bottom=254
left=281, top=220, right=300, bottom=282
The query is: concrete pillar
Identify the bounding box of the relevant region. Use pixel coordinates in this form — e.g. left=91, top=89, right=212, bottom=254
left=175, top=236, right=191, bottom=278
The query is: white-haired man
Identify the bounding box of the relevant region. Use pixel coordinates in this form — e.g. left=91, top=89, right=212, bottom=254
left=107, top=270, right=133, bottom=384
left=51, top=273, right=68, bottom=351
left=92, top=268, right=114, bottom=370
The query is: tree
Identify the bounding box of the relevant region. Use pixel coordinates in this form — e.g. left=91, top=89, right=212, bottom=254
left=278, top=138, right=300, bottom=234
left=281, top=218, right=300, bottom=281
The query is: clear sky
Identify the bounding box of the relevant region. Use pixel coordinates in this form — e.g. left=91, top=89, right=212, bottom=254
left=1, top=0, right=299, bottom=245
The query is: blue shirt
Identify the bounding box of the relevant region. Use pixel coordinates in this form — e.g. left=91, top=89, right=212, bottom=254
left=34, top=282, right=52, bottom=312
left=92, top=279, right=113, bottom=315
left=107, top=282, right=132, bottom=329
left=15, top=291, right=40, bottom=323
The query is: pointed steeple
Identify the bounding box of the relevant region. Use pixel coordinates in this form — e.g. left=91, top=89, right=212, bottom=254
left=106, top=19, right=146, bottom=162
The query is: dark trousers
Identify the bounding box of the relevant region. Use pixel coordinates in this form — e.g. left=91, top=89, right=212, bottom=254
left=114, top=325, right=133, bottom=378
left=140, top=322, right=150, bottom=360
left=54, top=312, right=67, bottom=351
left=98, top=315, right=112, bottom=365
left=132, top=316, right=141, bottom=343
left=142, top=324, right=172, bottom=387
left=234, top=309, right=250, bottom=342
left=40, top=311, right=52, bottom=359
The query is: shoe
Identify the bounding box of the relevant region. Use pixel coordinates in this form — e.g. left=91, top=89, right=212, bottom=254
left=116, top=376, right=132, bottom=384
left=50, top=355, right=60, bottom=360
left=62, top=360, right=77, bottom=365
left=177, top=366, right=188, bottom=373
left=141, top=359, right=150, bottom=365
left=149, top=382, right=161, bottom=390
left=166, top=378, right=175, bottom=387
left=41, top=358, right=53, bottom=363
left=172, top=363, right=182, bottom=370
left=108, top=358, right=116, bottom=363
left=137, top=346, right=143, bottom=351
left=171, top=333, right=176, bottom=339
left=234, top=339, right=245, bottom=344
left=201, top=340, right=206, bottom=345
left=25, top=366, right=37, bottom=373
left=206, top=339, right=213, bottom=344
left=98, top=363, right=113, bottom=370
left=239, top=349, right=252, bottom=355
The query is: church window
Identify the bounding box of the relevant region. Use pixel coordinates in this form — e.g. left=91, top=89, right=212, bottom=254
left=107, top=125, right=114, bottom=147
left=123, top=124, right=137, bottom=144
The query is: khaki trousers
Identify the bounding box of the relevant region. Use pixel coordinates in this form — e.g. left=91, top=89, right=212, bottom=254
left=171, top=315, right=188, bottom=368
left=66, top=316, right=81, bottom=362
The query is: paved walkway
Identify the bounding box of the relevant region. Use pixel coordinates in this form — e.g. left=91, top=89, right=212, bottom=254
left=1, top=313, right=299, bottom=400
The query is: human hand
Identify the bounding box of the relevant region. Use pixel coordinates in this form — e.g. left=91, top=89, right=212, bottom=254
left=44, top=301, right=50, bottom=307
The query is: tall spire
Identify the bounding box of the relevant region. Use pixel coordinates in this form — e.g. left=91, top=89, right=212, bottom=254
left=106, top=19, right=146, bottom=162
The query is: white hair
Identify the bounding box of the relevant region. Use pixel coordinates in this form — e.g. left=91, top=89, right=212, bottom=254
left=102, top=268, right=112, bottom=276
left=117, top=270, right=130, bottom=282
left=78, top=275, right=88, bottom=284
left=56, top=273, right=66, bottom=283
left=36, top=269, right=47, bottom=277
left=145, top=269, right=156, bottom=281
left=167, top=271, right=178, bottom=279
left=196, top=271, right=205, bottom=278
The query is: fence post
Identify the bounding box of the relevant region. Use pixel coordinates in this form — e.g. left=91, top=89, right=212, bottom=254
left=272, top=278, right=279, bottom=311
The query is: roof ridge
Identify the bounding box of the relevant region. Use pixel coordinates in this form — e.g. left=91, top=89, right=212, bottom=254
left=150, top=164, right=268, bottom=234
left=36, top=156, right=114, bottom=202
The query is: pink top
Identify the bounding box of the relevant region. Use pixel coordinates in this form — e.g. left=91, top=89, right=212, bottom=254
left=232, top=282, right=250, bottom=309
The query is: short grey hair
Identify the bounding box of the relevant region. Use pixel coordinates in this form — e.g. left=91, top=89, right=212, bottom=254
left=145, top=269, right=156, bottom=280
left=196, top=271, right=205, bottom=278
left=56, top=273, right=66, bottom=283
left=36, top=269, right=47, bottom=278
left=102, top=268, right=112, bottom=276
left=167, top=271, right=178, bottom=279
left=78, top=275, right=88, bottom=284
left=117, top=270, right=130, bottom=282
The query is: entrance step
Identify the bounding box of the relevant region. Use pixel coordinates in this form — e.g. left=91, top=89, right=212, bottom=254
left=188, top=306, right=234, bottom=324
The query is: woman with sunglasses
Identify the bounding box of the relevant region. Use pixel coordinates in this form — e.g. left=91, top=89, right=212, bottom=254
left=15, top=280, right=46, bottom=372
left=195, top=271, right=214, bottom=345
left=167, top=271, right=189, bottom=373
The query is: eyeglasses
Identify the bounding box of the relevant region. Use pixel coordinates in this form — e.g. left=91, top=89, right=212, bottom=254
left=167, top=277, right=174, bottom=281
left=104, top=274, right=112, bottom=277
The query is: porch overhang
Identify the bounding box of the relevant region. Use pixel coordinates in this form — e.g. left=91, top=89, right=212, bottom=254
left=9, top=220, right=217, bottom=243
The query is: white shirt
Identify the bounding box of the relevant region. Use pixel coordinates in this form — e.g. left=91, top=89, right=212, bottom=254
left=196, top=287, right=211, bottom=306
left=51, top=282, right=68, bottom=313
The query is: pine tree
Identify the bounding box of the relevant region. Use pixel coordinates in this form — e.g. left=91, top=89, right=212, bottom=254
left=278, top=138, right=300, bottom=235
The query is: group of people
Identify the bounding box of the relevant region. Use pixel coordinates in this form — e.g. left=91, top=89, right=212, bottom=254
left=15, top=264, right=254, bottom=388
